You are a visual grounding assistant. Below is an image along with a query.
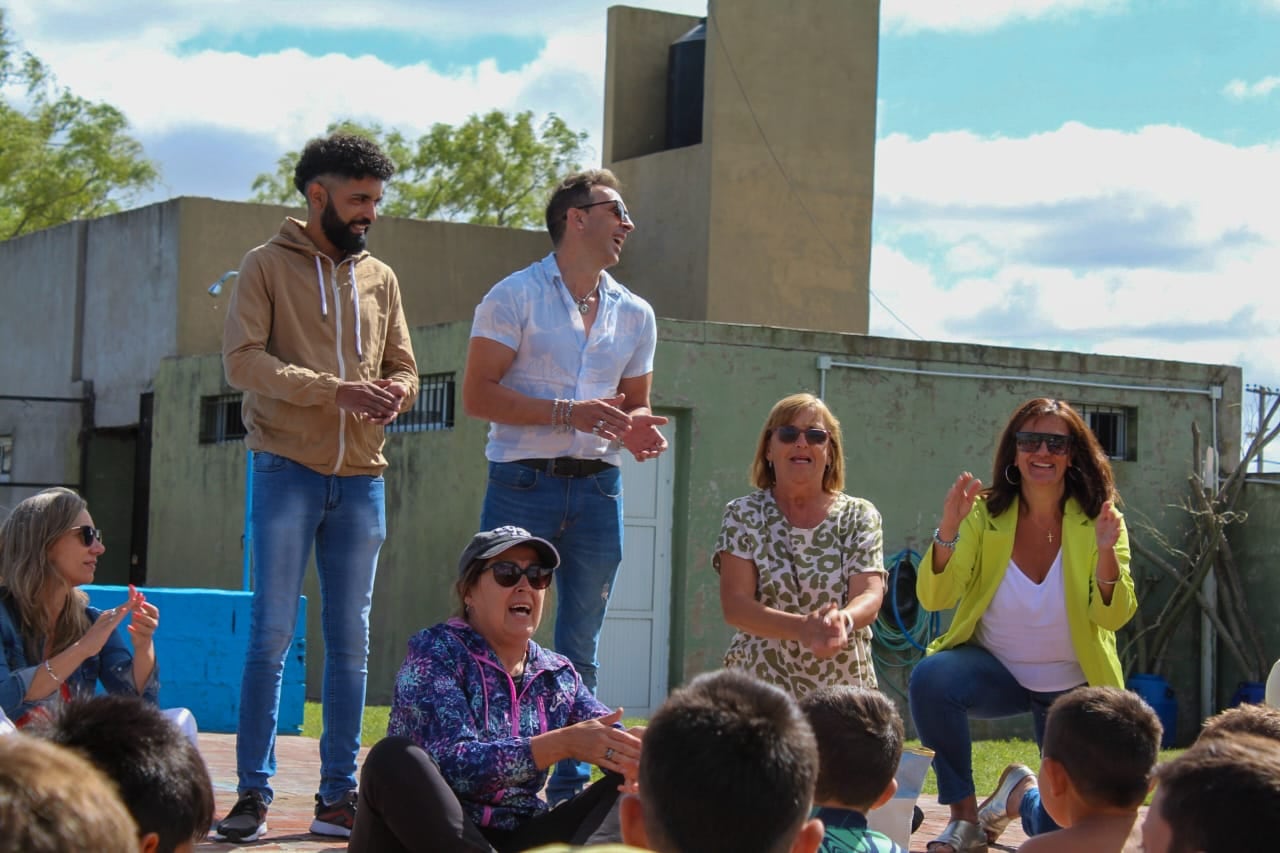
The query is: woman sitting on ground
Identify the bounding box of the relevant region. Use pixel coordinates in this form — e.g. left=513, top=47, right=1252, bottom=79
left=908, top=397, right=1135, bottom=853
left=349, top=526, right=643, bottom=853
left=0, top=488, right=161, bottom=727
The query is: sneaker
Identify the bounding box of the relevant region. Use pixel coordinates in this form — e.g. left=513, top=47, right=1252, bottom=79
left=212, top=790, right=268, bottom=843
left=310, top=790, right=357, bottom=837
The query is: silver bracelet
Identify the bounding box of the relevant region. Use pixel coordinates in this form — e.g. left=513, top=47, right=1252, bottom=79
left=1096, top=575, right=1119, bottom=586
left=44, top=659, right=61, bottom=683
left=563, top=399, right=576, bottom=433
left=932, top=527, right=960, bottom=549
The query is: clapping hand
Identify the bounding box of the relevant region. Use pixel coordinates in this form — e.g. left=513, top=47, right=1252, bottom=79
left=801, top=603, right=846, bottom=658
left=621, top=414, right=669, bottom=461
left=1095, top=500, right=1122, bottom=550
left=939, top=472, right=983, bottom=538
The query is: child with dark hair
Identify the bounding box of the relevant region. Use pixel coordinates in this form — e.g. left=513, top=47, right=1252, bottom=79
left=35, top=694, right=215, bottom=853
left=1197, top=701, right=1280, bottom=743
left=1018, top=686, right=1161, bottom=852
left=619, top=669, right=824, bottom=853
left=799, top=686, right=906, bottom=853
left=1142, top=733, right=1280, bottom=853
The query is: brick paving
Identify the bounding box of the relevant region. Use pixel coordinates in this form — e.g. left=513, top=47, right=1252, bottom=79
left=196, top=731, right=1131, bottom=851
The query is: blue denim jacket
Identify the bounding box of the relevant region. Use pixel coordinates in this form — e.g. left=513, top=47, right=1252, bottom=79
left=387, top=618, right=611, bottom=830
left=0, top=594, right=159, bottom=723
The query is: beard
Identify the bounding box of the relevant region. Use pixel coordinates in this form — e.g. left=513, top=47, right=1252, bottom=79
left=321, top=197, right=371, bottom=255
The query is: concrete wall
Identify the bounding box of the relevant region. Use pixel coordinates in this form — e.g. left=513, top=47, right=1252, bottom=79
left=1218, top=477, right=1280, bottom=700
left=604, top=0, right=878, bottom=335
left=146, top=318, right=1241, bottom=712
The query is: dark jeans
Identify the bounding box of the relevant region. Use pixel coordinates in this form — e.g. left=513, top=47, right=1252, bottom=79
left=348, top=736, right=623, bottom=853
left=909, top=644, right=1078, bottom=836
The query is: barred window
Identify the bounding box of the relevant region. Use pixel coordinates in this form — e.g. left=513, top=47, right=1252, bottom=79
left=1075, top=404, right=1135, bottom=461
left=0, top=435, right=12, bottom=483
left=199, top=394, right=247, bottom=444
left=387, top=373, right=456, bottom=433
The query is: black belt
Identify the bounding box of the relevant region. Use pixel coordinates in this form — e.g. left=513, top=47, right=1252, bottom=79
left=513, top=457, right=616, bottom=478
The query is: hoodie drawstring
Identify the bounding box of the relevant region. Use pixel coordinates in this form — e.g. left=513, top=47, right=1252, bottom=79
left=313, top=255, right=328, bottom=318
left=349, top=264, right=363, bottom=362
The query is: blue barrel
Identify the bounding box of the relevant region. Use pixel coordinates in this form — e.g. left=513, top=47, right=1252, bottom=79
left=1229, top=681, right=1266, bottom=707
left=1127, top=674, right=1177, bottom=748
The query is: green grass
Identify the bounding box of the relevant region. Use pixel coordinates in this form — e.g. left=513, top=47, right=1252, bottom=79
left=305, top=704, right=1180, bottom=804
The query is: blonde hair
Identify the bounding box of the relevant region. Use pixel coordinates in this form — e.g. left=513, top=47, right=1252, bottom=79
left=0, top=488, right=92, bottom=658
left=750, top=393, right=846, bottom=493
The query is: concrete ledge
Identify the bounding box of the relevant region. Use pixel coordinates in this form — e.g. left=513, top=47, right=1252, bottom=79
left=84, top=585, right=305, bottom=734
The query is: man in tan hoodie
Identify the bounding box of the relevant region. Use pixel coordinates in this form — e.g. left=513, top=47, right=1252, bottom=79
left=217, top=132, right=418, bottom=844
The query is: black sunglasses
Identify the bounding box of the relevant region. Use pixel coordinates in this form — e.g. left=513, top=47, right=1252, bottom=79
left=773, top=425, right=830, bottom=445
left=572, top=199, right=633, bottom=225
left=67, top=525, right=104, bottom=547
left=1015, top=431, right=1071, bottom=456
left=486, top=560, right=554, bottom=590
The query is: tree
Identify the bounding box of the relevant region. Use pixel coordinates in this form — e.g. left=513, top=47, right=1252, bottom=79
left=251, top=111, right=588, bottom=229
left=0, top=12, right=158, bottom=241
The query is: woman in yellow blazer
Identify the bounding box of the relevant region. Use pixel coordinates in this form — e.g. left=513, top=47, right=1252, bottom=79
left=909, top=398, right=1135, bottom=853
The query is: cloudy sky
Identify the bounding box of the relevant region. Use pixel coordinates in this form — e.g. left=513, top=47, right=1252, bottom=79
left=5, top=0, right=1278, bottom=460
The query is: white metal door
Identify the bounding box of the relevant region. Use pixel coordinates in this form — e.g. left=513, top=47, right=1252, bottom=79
left=595, top=425, right=674, bottom=718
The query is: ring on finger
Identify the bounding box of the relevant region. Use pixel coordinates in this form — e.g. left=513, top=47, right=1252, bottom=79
left=604, top=747, right=615, bottom=761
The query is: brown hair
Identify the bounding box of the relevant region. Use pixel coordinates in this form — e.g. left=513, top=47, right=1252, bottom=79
left=1041, top=686, right=1161, bottom=808
left=750, top=393, right=846, bottom=493
left=1198, top=703, right=1280, bottom=744
left=983, top=397, right=1117, bottom=518
left=0, top=487, right=92, bottom=658
left=545, top=168, right=621, bottom=246
left=800, top=686, right=902, bottom=810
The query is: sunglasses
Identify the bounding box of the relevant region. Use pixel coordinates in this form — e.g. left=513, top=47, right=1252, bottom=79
left=1015, top=432, right=1071, bottom=455
left=486, top=560, right=554, bottom=590
left=773, top=425, right=830, bottom=445
left=573, top=199, right=634, bottom=225
left=66, top=525, right=104, bottom=547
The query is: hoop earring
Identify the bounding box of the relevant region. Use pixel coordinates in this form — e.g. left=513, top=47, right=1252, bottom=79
left=1004, top=464, right=1021, bottom=485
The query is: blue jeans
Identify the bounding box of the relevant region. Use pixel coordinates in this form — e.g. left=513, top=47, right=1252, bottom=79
left=909, top=644, right=1075, bottom=837
left=236, top=451, right=385, bottom=804
left=481, top=460, right=624, bottom=800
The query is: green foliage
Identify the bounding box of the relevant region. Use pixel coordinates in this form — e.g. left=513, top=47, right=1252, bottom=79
left=251, top=111, right=588, bottom=229
left=0, top=11, right=158, bottom=240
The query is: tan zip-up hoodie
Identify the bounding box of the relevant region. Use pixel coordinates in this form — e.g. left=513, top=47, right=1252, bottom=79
left=222, top=218, right=418, bottom=477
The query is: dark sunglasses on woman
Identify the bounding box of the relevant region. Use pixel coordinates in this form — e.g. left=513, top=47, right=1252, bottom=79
left=1015, top=431, right=1071, bottom=455
left=67, top=525, right=104, bottom=546
left=487, top=561, right=555, bottom=590
left=774, top=425, right=830, bottom=445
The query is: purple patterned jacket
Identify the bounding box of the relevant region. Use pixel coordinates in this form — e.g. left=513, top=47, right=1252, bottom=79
left=387, top=618, right=611, bottom=830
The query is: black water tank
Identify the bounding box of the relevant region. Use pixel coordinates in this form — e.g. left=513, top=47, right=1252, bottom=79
left=665, top=19, right=706, bottom=150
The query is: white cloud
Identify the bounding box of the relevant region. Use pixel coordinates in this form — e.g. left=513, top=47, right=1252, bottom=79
left=882, top=0, right=1126, bottom=34
left=869, top=123, right=1280, bottom=392
left=1223, top=75, right=1280, bottom=100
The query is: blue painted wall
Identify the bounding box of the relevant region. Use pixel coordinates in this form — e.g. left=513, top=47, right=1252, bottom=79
left=84, top=586, right=305, bottom=734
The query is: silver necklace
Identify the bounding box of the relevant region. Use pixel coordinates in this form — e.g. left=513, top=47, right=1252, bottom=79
left=572, top=281, right=600, bottom=314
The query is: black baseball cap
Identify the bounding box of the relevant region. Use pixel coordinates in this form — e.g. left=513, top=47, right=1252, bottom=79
left=457, top=526, right=560, bottom=578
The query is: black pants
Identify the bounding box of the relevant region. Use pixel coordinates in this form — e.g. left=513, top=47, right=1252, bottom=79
left=348, top=736, right=623, bottom=853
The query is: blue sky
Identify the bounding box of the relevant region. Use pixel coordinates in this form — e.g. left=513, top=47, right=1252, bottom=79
left=5, top=0, right=1278, bottom=463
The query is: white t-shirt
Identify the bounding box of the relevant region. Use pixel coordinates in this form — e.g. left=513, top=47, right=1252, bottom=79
left=973, top=549, right=1087, bottom=692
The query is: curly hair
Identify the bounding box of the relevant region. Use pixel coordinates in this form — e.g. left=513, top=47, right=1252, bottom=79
left=545, top=168, right=621, bottom=246
left=292, top=132, right=395, bottom=195
left=750, top=393, right=846, bottom=494
left=983, top=397, right=1117, bottom=518
left=0, top=487, right=92, bottom=658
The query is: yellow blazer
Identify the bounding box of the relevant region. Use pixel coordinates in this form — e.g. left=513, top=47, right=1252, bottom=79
left=918, top=496, right=1136, bottom=688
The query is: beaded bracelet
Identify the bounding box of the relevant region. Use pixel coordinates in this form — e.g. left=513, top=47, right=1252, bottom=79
left=932, top=527, right=960, bottom=549
left=44, top=659, right=61, bottom=683
left=563, top=400, right=576, bottom=433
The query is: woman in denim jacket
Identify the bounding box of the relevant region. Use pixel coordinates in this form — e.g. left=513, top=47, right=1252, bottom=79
left=0, top=488, right=159, bottom=726
left=349, top=526, right=643, bottom=853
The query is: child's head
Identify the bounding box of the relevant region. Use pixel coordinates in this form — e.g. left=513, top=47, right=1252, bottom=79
left=1040, top=686, right=1161, bottom=810
left=798, top=685, right=903, bottom=812
left=35, top=695, right=215, bottom=853
left=622, top=669, right=823, bottom=853
left=1142, top=733, right=1280, bottom=853
left=1197, top=702, right=1280, bottom=743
